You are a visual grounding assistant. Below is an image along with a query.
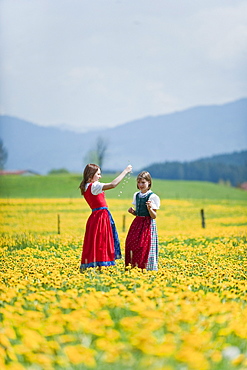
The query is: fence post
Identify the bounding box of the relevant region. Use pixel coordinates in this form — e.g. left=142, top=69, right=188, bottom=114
left=200, top=209, right=206, bottom=228
left=58, top=214, right=60, bottom=234
left=122, top=215, right=126, bottom=232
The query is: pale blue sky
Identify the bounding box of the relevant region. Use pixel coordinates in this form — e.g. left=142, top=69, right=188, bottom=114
left=1, top=0, right=246, bottom=132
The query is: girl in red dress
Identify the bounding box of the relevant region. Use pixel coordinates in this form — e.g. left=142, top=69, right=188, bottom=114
left=79, top=163, right=132, bottom=270
left=125, top=171, right=160, bottom=270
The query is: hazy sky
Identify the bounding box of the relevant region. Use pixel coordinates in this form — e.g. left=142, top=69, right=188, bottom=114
left=1, top=0, right=247, bottom=132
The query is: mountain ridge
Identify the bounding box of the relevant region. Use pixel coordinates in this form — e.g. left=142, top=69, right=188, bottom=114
left=0, top=98, right=246, bottom=173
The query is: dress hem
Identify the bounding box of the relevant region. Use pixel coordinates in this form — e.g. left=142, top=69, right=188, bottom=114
left=80, top=260, right=117, bottom=270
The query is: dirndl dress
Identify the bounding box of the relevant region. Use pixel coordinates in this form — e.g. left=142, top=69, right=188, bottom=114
left=125, top=191, right=159, bottom=271
left=80, top=183, right=121, bottom=270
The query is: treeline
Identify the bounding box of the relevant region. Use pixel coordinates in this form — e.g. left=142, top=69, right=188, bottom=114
left=144, top=151, right=247, bottom=186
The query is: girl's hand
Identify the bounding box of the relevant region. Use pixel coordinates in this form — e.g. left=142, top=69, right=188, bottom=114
left=125, top=165, right=132, bottom=173
left=128, top=207, right=136, bottom=215
left=146, top=201, right=157, bottom=219
left=146, top=200, right=152, bottom=209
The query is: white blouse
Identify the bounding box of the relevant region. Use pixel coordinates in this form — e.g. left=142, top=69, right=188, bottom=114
left=132, top=190, right=160, bottom=210
left=85, top=181, right=105, bottom=195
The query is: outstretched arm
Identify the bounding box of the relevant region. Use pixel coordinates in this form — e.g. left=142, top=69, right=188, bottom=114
left=102, top=165, right=132, bottom=190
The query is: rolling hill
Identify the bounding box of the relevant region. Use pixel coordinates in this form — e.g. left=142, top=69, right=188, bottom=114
left=0, top=98, right=246, bottom=173
left=142, top=151, right=247, bottom=186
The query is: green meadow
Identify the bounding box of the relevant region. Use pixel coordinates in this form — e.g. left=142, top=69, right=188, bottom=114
left=1, top=173, right=247, bottom=370
left=0, top=174, right=247, bottom=200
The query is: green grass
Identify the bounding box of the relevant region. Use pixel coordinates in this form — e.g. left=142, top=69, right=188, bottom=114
left=0, top=173, right=247, bottom=200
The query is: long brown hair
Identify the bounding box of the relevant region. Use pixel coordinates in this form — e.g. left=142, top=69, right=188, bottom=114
left=79, top=164, right=100, bottom=195
left=136, top=171, right=152, bottom=190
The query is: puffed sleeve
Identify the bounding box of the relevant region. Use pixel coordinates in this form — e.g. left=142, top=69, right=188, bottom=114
left=91, top=181, right=105, bottom=195
left=132, top=192, right=139, bottom=206
left=149, top=193, right=160, bottom=209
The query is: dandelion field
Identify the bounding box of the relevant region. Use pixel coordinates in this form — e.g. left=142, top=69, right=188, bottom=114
left=0, top=195, right=247, bottom=370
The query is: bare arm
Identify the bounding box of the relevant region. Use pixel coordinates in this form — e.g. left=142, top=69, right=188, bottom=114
left=102, top=165, right=132, bottom=191
left=146, top=200, right=157, bottom=219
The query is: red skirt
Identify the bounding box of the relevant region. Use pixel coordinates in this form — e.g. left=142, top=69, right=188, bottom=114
left=125, top=216, right=151, bottom=269
left=81, top=208, right=116, bottom=269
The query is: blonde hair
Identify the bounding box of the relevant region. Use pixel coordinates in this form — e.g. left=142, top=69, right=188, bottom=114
left=136, top=171, right=152, bottom=190
left=79, top=164, right=100, bottom=195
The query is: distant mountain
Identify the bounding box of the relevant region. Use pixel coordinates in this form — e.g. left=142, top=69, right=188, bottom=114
left=0, top=98, right=246, bottom=173
left=143, top=150, right=247, bottom=186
